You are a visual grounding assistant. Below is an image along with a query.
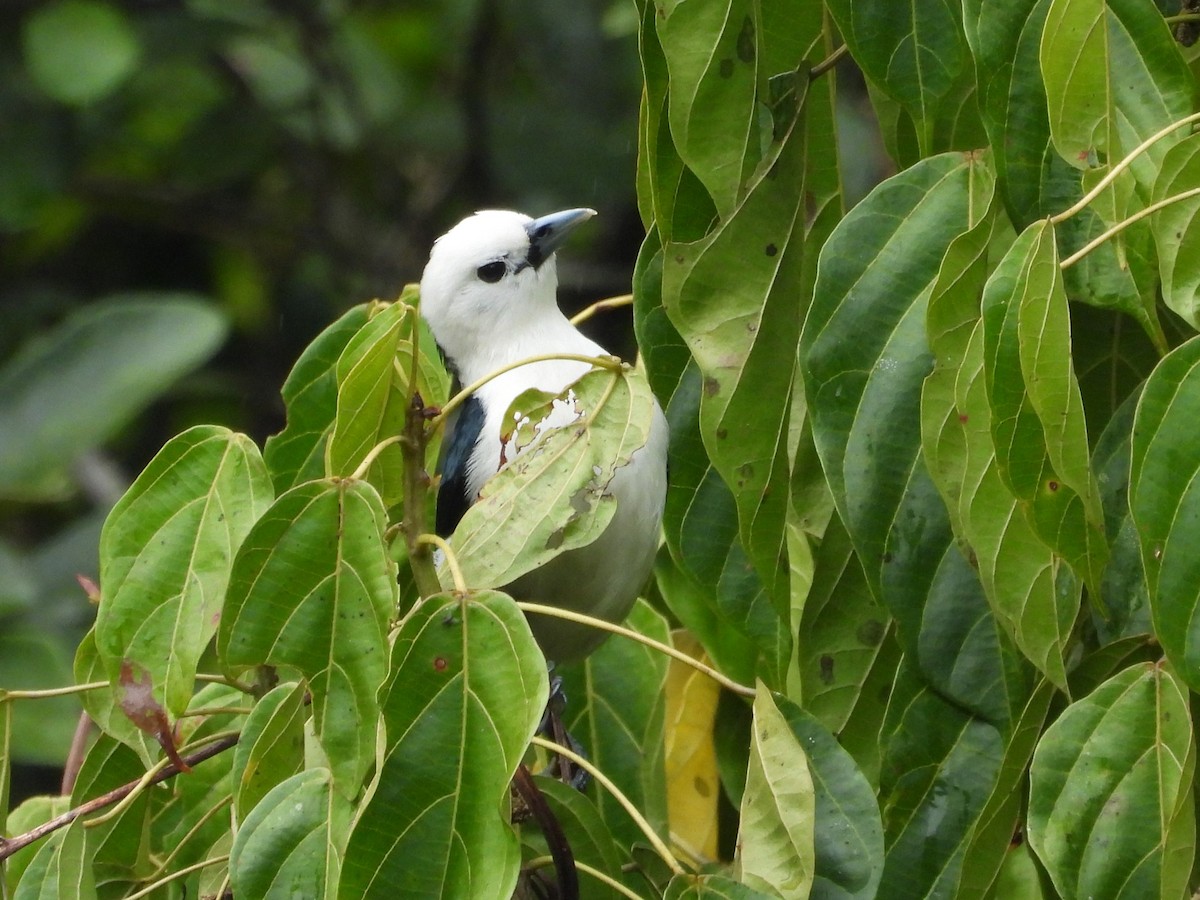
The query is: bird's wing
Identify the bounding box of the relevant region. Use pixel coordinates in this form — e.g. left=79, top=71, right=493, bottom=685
left=435, top=392, right=485, bottom=537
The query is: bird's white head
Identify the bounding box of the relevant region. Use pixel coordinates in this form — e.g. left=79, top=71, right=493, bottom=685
left=419, top=208, right=596, bottom=378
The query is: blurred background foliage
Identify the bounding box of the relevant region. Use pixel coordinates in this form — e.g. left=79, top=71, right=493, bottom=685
left=0, top=0, right=886, bottom=803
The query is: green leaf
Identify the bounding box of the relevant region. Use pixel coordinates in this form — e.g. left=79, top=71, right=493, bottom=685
left=521, top=777, right=628, bottom=900
left=956, top=679, right=1056, bottom=897
left=560, top=599, right=670, bottom=852
left=660, top=364, right=787, bottom=685
left=1041, top=0, right=1109, bottom=168
left=1091, top=385, right=1150, bottom=642
left=922, top=215, right=1073, bottom=689
left=664, top=874, right=780, bottom=900
left=735, top=685, right=815, bottom=899
left=326, top=299, right=446, bottom=508
left=1028, top=663, right=1195, bottom=899
left=981, top=221, right=1106, bottom=595
left=3, top=796, right=71, bottom=895
left=826, top=0, right=969, bottom=156
left=22, top=0, right=141, bottom=106
left=0, top=295, right=227, bottom=500
left=232, top=681, right=307, bottom=820
left=339, top=590, right=548, bottom=900
left=219, top=478, right=395, bottom=796
left=264, top=303, right=372, bottom=493
left=878, top=666, right=1004, bottom=896
left=12, top=821, right=96, bottom=900
left=1151, top=132, right=1200, bottom=329
left=1130, top=336, right=1200, bottom=689
left=450, top=365, right=658, bottom=590
left=0, top=628, right=79, bottom=765
left=804, top=151, right=1026, bottom=714
left=93, top=425, right=272, bottom=722
left=69, top=734, right=153, bottom=884
left=230, top=769, right=349, bottom=900
left=773, top=696, right=884, bottom=900
left=797, top=514, right=890, bottom=736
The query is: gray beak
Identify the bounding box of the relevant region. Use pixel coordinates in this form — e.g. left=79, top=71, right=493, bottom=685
left=525, top=208, right=596, bottom=269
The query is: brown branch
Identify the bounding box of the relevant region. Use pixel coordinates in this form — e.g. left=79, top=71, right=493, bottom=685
left=0, top=733, right=239, bottom=862
left=512, top=765, right=579, bottom=900
left=59, top=712, right=94, bottom=796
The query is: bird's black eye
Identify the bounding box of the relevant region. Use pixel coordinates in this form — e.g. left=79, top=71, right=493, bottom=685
left=476, top=261, right=506, bottom=283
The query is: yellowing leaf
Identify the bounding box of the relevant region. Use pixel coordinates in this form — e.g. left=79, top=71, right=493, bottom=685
left=736, top=683, right=815, bottom=899
left=664, top=629, right=720, bottom=865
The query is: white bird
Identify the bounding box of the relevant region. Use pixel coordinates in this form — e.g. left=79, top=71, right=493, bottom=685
left=419, top=208, right=669, bottom=663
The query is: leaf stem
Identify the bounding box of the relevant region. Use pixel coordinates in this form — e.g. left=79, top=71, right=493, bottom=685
left=525, top=855, right=645, bottom=900
left=0, top=731, right=239, bottom=861
left=1049, top=111, right=1200, bottom=225
left=84, top=729, right=240, bottom=828
left=416, top=533, right=465, bottom=593
left=1059, top=185, right=1200, bottom=269
left=0, top=681, right=109, bottom=701
left=430, top=354, right=625, bottom=431
left=531, top=735, right=686, bottom=877
left=569, top=294, right=633, bottom=326
left=124, top=854, right=231, bottom=900
left=194, top=673, right=255, bottom=693
left=1165, top=12, right=1200, bottom=23
left=809, top=43, right=848, bottom=79
left=517, top=602, right=755, bottom=697
left=149, top=795, right=232, bottom=877
left=350, top=434, right=404, bottom=482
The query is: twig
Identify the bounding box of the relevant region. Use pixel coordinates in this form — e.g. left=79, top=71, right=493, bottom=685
left=60, top=713, right=93, bottom=796
left=569, top=294, right=633, bottom=326
left=516, top=602, right=756, bottom=698
left=531, top=736, right=686, bottom=878
left=1059, top=185, right=1200, bottom=269
left=809, top=44, right=849, bottom=79
left=416, top=534, right=465, bottom=594
left=1049, top=111, right=1200, bottom=225
left=512, top=765, right=578, bottom=900
left=0, top=733, right=239, bottom=861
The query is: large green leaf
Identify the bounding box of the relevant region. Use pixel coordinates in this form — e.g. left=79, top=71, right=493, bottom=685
left=93, top=425, right=272, bottom=723
left=264, top=303, right=371, bottom=493
left=1028, top=663, right=1195, bottom=899
left=774, top=696, right=884, bottom=900
left=450, top=365, right=658, bottom=590
left=735, top=686, right=815, bottom=899
left=922, top=213, right=1073, bottom=689
left=1041, top=0, right=1110, bottom=168
left=561, top=599, right=670, bottom=852
left=803, top=151, right=1025, bottom=717
left=326, top=299, right=446, bottom=508
left=219, top=478, right=395, bottom=796
left=339, top=590, right=547, bottom=899
left=877, top=665, right=1004, bottom=897
left=230, top=769, right=349, bottom=900
left=11, top=821, right=96, bottom=900
left=0, top=295, right=226, bottom=500
left=825, top=0, right=970, bottom=155
left=1130, top=336, right=1200, bottom=689
left=659, top=364, right=787, bottom=685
